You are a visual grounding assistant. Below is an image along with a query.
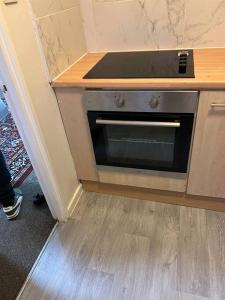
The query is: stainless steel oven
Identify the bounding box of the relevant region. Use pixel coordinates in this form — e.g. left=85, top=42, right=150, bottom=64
left=84, top=90, right=198, bottom=174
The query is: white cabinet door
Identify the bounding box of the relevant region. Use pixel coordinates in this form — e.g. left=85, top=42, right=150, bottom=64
left=187, top=91, right=225, bottom=198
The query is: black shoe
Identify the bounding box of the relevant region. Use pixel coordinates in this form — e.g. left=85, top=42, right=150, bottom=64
left=33, top=193, right=46, bottom=206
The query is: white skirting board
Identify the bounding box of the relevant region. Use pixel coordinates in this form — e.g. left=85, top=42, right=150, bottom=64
left=67, top=184, right=83, bottom=218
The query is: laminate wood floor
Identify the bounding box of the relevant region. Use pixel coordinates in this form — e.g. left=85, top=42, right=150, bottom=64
left=19, top=192, right=225, bottom=300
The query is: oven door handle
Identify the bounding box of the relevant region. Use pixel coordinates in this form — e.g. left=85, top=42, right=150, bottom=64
left=96, top=119, right=180, bottom=128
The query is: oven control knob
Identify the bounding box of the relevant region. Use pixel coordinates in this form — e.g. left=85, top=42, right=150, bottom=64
left=149, top=97, right=159, bottom=109
left=116, top=97, right=125, bottom=108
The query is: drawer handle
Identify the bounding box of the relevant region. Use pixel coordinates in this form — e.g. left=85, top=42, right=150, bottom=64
left=211, top=103, right=225, bottom=108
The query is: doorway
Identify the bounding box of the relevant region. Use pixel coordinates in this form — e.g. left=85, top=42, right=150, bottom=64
left=0, top=79, right=56, bottom=300
left=0, top=4, right=81, bottom=298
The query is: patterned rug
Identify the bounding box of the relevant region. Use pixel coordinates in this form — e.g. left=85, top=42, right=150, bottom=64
left=0, top=96, right=33, bottom=187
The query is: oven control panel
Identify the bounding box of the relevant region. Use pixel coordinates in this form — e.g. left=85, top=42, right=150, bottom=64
left=83, top=90, right=199, bottom=114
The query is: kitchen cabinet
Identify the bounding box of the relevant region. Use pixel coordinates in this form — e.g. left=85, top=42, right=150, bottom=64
left=55, top=87, right=99, bottom=182
left=187, top=91, right=225, bottom=198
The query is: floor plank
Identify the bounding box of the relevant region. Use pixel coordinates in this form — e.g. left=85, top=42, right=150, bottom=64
left=76, top=269, right=114, bottom=300
left=177, top=207, right=210, bottom=298
left=207, top=211, right=225, bottom=300
left=147, top=203, right=179, bottom=299
left=19, top=192, right=225, bottom=300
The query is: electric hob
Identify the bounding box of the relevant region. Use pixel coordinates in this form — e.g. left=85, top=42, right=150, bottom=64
left=83, top=49, right=195, bottom=79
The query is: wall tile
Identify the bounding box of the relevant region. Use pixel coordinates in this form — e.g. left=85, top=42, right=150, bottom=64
left=80, top=0, right=98, bottom=51
left=37, top=5, right=86, bottom=78
left=30, top=0, right=78, bottom=18
left=84, top=0, right=186, bottom=51
left=182, top=0, right=225, bottom=47
left=82, top=0, right=225, bottom=51
left=61, top=0, right=79, bottom=10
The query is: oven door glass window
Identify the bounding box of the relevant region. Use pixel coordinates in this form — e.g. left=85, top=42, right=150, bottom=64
left=88, top=112, right=194, bottom=173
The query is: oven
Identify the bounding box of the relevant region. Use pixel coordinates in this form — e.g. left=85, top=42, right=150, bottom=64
left=84, top=90, right=198, bottom=174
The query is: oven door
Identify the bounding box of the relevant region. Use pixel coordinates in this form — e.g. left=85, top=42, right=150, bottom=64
left=87, top=111, right=194, bottom=173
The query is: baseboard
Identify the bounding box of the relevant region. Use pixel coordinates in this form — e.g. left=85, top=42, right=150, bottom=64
left=67, top=183, right=83, bottom=217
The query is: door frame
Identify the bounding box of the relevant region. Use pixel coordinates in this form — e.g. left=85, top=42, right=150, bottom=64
left=0, top=8, right=67, bottom=220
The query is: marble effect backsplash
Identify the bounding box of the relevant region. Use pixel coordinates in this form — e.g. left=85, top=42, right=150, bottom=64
left=30, top=0, right=78, bottom=18
left=80, top=0, right=225, bottom=52
left=30, top=0, right=86, bottom=79
left=30, top=0, right=225, bottom=79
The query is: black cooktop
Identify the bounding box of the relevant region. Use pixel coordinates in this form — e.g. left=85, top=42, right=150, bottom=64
left=83, top=50, right=195, bottom=79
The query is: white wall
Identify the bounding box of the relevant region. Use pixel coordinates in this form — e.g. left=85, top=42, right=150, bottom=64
left=80, top=0, right=225, bottom=52
left=29, top=0, right=87, bottom=79
left=0, top=0, right=80, bottom=218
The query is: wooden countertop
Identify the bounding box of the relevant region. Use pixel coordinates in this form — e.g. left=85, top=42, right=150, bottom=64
left=52, top=48, right=225, bottom=90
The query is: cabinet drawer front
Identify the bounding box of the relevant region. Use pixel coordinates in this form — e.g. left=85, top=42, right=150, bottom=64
left=187, top=91, right=225, bottom=198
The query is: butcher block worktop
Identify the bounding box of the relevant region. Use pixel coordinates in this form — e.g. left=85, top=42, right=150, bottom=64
left=52, top=48, right=225, bottom=89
